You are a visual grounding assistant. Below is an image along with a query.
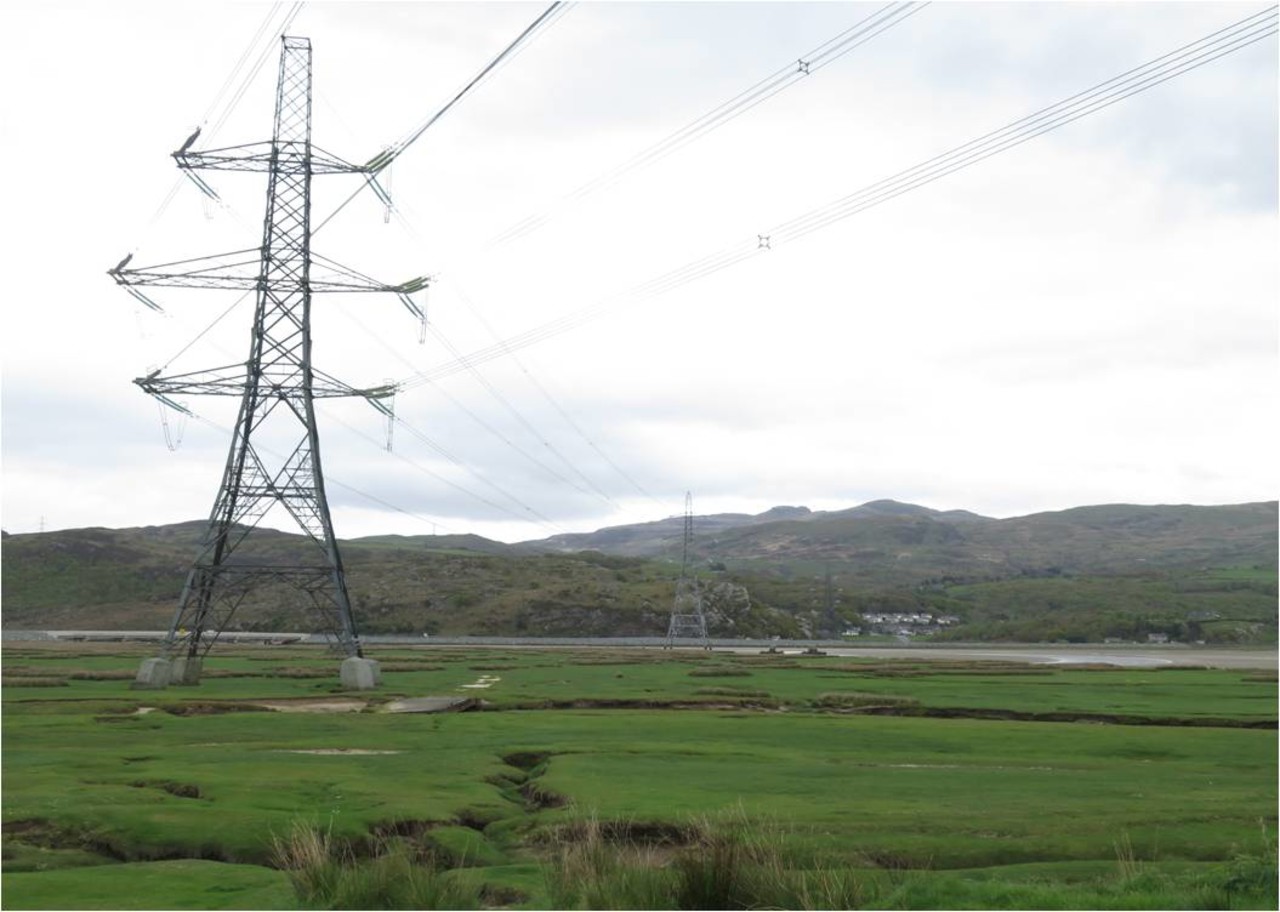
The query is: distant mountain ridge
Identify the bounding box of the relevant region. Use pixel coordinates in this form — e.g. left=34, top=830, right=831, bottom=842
left=522, top=499, right=1277, bottom=583
left=1, top=498, right=1274, bottom=643
left=528, top=499, right=995, bottom=556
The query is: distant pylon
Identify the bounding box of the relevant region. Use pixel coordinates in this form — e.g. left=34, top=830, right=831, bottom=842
left=666, top=492, right=710, bottom=649
left=112, top=37, right=427, bottom=687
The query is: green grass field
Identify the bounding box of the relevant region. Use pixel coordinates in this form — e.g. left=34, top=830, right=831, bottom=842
left=2, top=642, right=1275, bottom=909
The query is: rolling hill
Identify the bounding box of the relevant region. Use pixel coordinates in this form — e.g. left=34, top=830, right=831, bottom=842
left=2, top=500, right=1275, bottom=643
left=528, top=499, right=1277, bottom=583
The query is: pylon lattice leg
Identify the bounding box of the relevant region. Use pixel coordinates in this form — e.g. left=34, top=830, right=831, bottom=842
left=666, top=493, right=710, bottom=649
left=159, top=37, right=363, bottom=668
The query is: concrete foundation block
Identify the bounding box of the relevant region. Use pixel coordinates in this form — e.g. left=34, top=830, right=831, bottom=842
left=340, top=657, right=381, bottom=690
left=132, top=657, right=172, bottom=690
left=170, top=656, right=203, bottom=686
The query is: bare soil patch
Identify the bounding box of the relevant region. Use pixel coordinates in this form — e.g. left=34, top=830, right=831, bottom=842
left=252, top=698, right=368, bottom=713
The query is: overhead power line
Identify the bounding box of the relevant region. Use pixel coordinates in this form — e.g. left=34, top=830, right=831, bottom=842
left=318, top=405, right=568, bottom=534
left=385, top=2, right=571, bottom=162
left=770, top=5, right=1279, bottom=246
left=447, top=278, right=670, bottom=513
left=487, top=1, right=929, bottom=248
left=314, top=1, right=572, bottom=235
left=142, top=3, right=304, bottom=234
left=172, top=399, right=565, bottom=536
left=399, top=4, right=1278, bottom=389
left=354, top=4, right=932, bottom=523
left=327, top=297, right=625, bottom=520
left=424, top=323, right=621, bottom=507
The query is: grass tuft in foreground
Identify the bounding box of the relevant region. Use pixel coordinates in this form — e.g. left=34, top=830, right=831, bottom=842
left=544, top=812, right=866, bottom=910
left=542, top=812, right=1278, bottom=911
left=271, top=822, right=482, bottom=910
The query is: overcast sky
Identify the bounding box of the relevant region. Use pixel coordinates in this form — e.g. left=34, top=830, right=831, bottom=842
left=1, top=1, right=1276, bottom=543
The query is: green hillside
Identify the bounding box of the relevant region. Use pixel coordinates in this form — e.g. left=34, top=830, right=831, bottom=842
left=2, top=501, right=1275, bottom=643
left=0, top=529, right=796, bottom=638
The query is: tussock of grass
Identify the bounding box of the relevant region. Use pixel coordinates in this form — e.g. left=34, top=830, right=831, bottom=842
left=272, top=822, right=482, bottom=910
left=544, top=812, right=866, bottom=910
left=68, top=669, right=138, bottom=681
left=687, top=667, right=752, bottom=678
left=1242, top=671, right=1278, bottom=682
left=2, top=677, right=68, bottom=687
left=814, top=691, right=921, bottom=709
left=543, top=816, right=682, bottom=910
left=692, top=686, right=772, bottom=698
left=544, top=813, right=1279, bottom=910
left=816, top=661, right=1055, bottom=678
left=201, top=666, right=333, bottom=679
left=128, top=780, right=203, bottom=800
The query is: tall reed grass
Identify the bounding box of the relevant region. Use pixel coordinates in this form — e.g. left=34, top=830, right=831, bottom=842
left=271, top=821, right=481, bottom=910
left=543, top=813, right=1278, bottom=911
left=544, top=812, right=865, bottom=910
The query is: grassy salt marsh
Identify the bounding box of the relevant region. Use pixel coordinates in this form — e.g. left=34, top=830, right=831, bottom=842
left=2, top=642, right=1275, bottom=909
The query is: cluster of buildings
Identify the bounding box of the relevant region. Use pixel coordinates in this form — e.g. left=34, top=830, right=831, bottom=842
left=844, top=612, right=962, bottom=638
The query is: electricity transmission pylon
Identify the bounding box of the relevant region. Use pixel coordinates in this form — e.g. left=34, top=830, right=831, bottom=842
left=111, top=37, right=427, bottom=688
left=666, top=492, right=710, bottom=649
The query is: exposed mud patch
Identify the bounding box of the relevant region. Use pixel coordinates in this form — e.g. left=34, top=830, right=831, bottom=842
left=502, top=750, right=552, bottom=771
left=129, top=779, right=203, bottom=799
left=384, top=696, right=480, bottom=714
left=1, top=818, right=245, bottom=864
left=2, top=819, right=126, bottom=862
left=498, top=751, right=569, bottom=810
left=480, top=884, right=528, bottom=907
left=548, top=819, right=698, bottom=847
left=454, top=807, right=506, bottom=831
left=252, top=699, right=367, bottom=713
left=519, top=781, right=569, bottom=809
left=161, top=702, right=273, bottom=717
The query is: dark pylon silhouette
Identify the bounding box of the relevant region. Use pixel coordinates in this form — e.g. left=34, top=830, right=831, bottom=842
left=111, top=37, right=427, bottom=681
left=665, top=492, right=710, bottom=649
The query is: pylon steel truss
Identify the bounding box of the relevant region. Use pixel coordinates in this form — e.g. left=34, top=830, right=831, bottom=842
left=110, top=37, right=426, bottom=660
left=666, top=492, right=710, bottom=649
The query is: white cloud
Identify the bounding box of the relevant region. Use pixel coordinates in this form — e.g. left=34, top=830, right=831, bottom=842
left=1, top=2, right=1275, bottom=541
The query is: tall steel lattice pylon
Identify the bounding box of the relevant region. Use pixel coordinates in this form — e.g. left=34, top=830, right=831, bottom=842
left=111, top=37, right=428, bottom=687
left=666, top=492, right=710, bottom=649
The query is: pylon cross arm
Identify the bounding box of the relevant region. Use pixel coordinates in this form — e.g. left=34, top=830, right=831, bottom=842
left=136, top=366, right=395, bottom=400
left=111, top=246, right=422, bottom=296
left=176, top=142, right=361, bottom=175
